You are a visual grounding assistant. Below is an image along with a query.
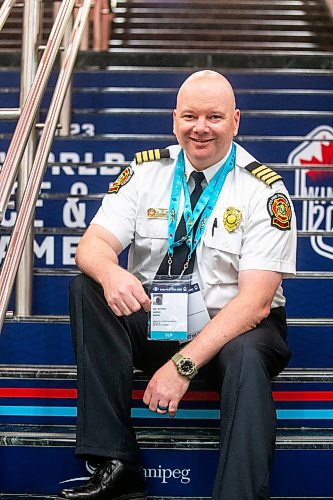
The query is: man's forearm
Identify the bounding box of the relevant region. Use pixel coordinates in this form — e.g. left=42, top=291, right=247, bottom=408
left=179, top=293, right=270, bottom=369
left=179, top=270, right=282, bottom=369
left=76, top=235, right=119, bottom=285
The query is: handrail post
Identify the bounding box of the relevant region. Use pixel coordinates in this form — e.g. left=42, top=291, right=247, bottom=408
left=15, top=0, right=43, bottom=317
left=58, top=10, right=73, bottom=136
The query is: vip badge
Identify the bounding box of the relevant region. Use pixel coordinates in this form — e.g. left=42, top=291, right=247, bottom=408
left=108, top=167, right=134, bottom=194
left=267, top=193, right=292, bottom=230
left=223, top=207, right=242, bottom=232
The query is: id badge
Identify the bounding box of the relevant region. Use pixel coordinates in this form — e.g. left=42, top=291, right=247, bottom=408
left=148, top=275, right=190, bottom=341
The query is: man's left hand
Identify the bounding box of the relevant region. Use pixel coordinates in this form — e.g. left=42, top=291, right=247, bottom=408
left=143, top=360, right=190, bottom=417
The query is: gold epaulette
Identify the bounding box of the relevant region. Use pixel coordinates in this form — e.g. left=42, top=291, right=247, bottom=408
left=135, top=148, right=170, bottom=164
left=245, top=161, right=282, bottom=187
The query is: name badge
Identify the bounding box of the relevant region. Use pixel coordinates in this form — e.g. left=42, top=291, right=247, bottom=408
left=149, top=279, right=189, bottom=341
left=147, top=208, right=169, bottom=219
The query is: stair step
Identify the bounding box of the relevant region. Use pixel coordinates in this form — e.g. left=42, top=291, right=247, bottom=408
left=3, top=65, right=333, bottom=90
left=116, top=0, right=326, bottom=10
left=0, top=424, right=333, bottom=497
left=109, top=39, right=332, bottom=50
left=114, top=18, right=332, bottom=29
left=112, top=29, right=333, bottom=43
left=1, top=363, right=333, bottom=427
left=1, top=423, right=333, bottom=449
left=114, top=7, right=330, bottom=21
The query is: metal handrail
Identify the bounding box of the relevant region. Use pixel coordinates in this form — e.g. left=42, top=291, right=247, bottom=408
left=0, top=0, right=17, bottom=32
left=0, top=0, right=77, bottom=225
left=0, top=0, right=93, bottom=332
left=0, top=1, right=21, bottom=121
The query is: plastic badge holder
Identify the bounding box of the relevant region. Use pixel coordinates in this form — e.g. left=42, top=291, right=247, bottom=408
left=148, top=274, right=192, bottom=341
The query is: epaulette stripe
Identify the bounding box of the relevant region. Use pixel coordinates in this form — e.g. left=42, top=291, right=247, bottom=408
left=257, top=168, right=273, bottom=179
left=258, top=169, right=276, bottom=181
left=251, top=164, right=268, bottom=176
left=261, top=171, right=279, bottom=182
left=266, top=174, right=282, bottom=186
left=142, top=150, right=149, bottom=162
left=245, top=161, right=282, bottom=188
left=135, top=148, right=171, bottom=164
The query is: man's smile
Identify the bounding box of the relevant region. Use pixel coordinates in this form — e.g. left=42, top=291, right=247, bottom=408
left=190, top=137, right=214, bottom=143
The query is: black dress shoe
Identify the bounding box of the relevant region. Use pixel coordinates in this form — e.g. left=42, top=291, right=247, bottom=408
left=58, top=459, right=147, bottom=499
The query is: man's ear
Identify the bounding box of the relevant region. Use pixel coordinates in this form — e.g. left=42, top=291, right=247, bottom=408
left=172, top=109, right=177, bottom=135
left=233, top=109, right=241, bottom=137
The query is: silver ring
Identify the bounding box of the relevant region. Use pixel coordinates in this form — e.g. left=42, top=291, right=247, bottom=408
left=157, top=404, right=169, bottom=411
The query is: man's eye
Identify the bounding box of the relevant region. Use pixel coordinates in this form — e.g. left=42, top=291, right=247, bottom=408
left=210, top=115, right=222, bottom=120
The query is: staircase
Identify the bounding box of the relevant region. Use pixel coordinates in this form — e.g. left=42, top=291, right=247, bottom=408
left=0, top=0, right=333, bottom=498
left=111, top=0, right=333, bottom=51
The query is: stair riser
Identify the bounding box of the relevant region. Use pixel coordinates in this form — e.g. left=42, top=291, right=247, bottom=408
left=3, top=91, right=333, bottom=111
left=1, top=113, right=333, bottom=136
left=1, top=274, right=333, bottom=331
left=0, top=444, right=332, bottom=497
left=1, top=70, right=333, bottom=89
left=0, top=129, right=333, bottom=163
left=1, top=368, right=333, bottom=425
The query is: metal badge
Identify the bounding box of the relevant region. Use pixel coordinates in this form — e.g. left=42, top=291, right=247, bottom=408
left=223, top=207, right=242, bottom=232
left=147, top=208, right=169, bottom=219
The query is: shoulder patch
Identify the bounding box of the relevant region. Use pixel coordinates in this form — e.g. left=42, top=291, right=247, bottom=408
left=108, top=166, right=134, bottom=194
left=267, top=193, right=292, bottom=231
left=245, top=161, right=282, bottom=188
left=135, top=148, right=170, bottom=164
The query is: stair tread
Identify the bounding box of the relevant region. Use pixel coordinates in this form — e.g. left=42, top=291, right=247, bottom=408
left=1, top=364, right=333, bottom=381
left=1, top=423, right=333, bottom=445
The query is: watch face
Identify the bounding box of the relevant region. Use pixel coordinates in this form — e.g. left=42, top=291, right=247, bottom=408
left=179, top=358, right=195, bottom=375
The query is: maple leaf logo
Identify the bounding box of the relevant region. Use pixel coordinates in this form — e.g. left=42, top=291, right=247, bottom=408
left=300, top=140, right=333, bottom=181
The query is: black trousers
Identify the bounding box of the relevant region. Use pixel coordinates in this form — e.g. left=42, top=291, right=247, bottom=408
left=70, top=273, right=291, bottom=500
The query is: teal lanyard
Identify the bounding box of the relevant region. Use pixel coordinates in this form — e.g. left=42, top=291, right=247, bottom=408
left=167, top=143, right=236, bottom=275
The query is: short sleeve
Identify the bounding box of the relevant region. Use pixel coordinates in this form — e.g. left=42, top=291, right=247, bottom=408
left=90, top=162, right=138, bottom=249
left=239, top=183, right=297, bottom=277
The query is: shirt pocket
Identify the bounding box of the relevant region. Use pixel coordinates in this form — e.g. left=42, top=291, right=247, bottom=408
left=135, top=216, right=169, bottom=272
left=203, top=227, right=242, bottom=284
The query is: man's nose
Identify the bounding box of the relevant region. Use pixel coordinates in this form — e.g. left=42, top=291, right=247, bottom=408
left=193, top=117, right=208, bottom=133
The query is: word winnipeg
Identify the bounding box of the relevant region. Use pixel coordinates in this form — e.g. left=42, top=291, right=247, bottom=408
left=143, top=465, right=191, bottom=484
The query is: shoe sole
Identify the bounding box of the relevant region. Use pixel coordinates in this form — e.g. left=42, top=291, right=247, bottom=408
left=113, top=493, right=147, bottom=500
left=57, top=494, right=147, bottom=500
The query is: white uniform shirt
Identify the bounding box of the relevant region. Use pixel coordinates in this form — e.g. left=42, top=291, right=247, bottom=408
left=91, top=142, right=297, bottom=317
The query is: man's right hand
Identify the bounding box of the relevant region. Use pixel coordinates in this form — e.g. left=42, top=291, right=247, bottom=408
left=75, top=224, right=151, bottom=317
left=101, top=265, right=151, bottom=316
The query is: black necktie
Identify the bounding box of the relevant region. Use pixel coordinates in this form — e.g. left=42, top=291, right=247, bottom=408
left=157, top=171, right=205, bottom=276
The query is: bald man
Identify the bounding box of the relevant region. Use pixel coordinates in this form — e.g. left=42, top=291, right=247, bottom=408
left=59, top=71, right=296, bottom=500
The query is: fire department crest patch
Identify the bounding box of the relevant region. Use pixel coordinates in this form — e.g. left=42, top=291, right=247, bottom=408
left=267, top=193, right=292, bottom=231
left=108, top=167, right=134, bottom=194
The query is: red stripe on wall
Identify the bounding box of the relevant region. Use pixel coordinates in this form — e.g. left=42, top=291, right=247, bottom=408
left=1, top=388, right=333, bottom=402
left=273, top=391, right=333, bottom=401
left=0, top=388, right=77, bottom=399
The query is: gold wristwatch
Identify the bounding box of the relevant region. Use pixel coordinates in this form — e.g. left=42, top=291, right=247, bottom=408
left=172, top=352, right=198, bottom=380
